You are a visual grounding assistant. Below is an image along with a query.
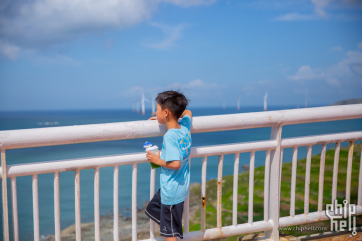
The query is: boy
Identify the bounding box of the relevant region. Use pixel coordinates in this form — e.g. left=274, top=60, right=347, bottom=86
left=145, top=90, right=192, bottom=240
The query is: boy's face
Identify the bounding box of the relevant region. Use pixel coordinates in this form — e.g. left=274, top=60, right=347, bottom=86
left=155, top=103, right=167, bottom=124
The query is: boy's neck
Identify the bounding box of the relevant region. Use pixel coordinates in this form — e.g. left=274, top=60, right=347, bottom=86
left=165, top=118, right=181, bottom=130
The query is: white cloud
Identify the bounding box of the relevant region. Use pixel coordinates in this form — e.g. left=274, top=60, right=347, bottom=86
left=165, top=79, right=218, bottom=92
left=274, top=13, right=315, bottom=21
left=273, top=0, right=361, bottom=22
left=186, top=79, right=217, bottom=88
left=0, top=40, right=20, bottom=60
left=0, top=0, right=216, bottom=59
left=187, top=79, right=205, bottom=87
left=34, top=54, right=82, bottom=66
left=162, top=0, right=217, bottom=7
left=288, top=65, right=324, bottom=80
left=351, top=64, right=362, bottom=75
left=311, top=0, right=330, bottom=18
left=144, top=23, right=187, bottom=50
left=289, top=41, right=362, bottom=86
left=358, top=41, right=362, bottom=50
left=326, top=77, right=340, bottom=86
left=329, top=46, right=343, bottom=51
left=124, top=79, right=219, bottom=100
left=125, top=86, right=144, bottom=97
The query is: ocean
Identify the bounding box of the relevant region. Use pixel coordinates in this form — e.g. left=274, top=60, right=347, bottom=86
left=0, top=106, right=361, bottom=240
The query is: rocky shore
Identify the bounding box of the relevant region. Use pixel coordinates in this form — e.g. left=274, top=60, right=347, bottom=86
left=46, top=183, right=201, bottom=241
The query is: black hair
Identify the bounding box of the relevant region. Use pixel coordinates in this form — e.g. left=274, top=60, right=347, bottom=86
left=155, top=90, right=189, bottom=119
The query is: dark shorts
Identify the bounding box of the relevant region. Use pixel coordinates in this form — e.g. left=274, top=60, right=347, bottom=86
left=145, top=189, right=184, bottom=239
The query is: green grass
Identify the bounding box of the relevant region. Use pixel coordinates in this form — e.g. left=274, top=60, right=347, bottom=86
left=187, top=144, right=362, bottom=238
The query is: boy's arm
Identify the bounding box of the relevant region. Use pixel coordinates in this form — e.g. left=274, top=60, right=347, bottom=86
left=146, top=151, right=181, bottom=169
left=180, top=110, right=192, bottom=119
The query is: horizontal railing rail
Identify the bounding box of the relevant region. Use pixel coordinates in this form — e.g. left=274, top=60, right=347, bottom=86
left=0, top=104, right=361, bottom=150
left=1, top=104, right=362, bottom=241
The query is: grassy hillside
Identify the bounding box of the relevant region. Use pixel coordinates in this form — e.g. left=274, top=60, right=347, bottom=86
left=187, top=144, right=361, bottom=239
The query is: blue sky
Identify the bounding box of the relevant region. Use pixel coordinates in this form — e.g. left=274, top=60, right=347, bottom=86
left=1, top=0, right=362, bottom=111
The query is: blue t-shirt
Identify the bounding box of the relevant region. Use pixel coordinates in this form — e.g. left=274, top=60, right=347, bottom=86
left=160, top=115, right=192, bottom=205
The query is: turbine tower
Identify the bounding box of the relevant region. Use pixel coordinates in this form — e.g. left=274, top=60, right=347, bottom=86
left=237, top=97, right=240, bottom=111
left=305, top=90, right=308, bottom=108
left=264, top=91, right=268, bottom=111
left=223, top=100, right=226, bottom=109
left=141, top=91, right=149, bottom=115
left=136, top=102, right=140, bottom=113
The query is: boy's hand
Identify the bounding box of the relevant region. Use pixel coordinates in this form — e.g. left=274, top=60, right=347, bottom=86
left=146, top=150, right=160, bottom=164
left=180, top=110, right=192, bottom=119
left=148, top=117, right=157, bottom=120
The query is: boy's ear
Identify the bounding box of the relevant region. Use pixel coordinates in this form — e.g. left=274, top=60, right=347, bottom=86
left=164, top=108, right=169, bottom=117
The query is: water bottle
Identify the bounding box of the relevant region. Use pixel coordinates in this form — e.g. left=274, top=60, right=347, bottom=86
left=143, top=141, right=161, bottom=169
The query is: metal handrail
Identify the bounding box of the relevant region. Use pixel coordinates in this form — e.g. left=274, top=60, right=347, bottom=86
left=0, top=104, right=361, bottom=150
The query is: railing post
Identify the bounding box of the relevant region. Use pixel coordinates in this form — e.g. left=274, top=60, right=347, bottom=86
left=217, top=155, right=224, bottom=229
left=113, top=166, right=119, bottom=241
left=132, top=163, right=138, bottom=241
left=1, top=149, right=9, bottom=241
left=149, top=167, right=156, bottom=240
left=201, top=156, right=207, bottom=232
left=265, top=125, right=282, bottom=240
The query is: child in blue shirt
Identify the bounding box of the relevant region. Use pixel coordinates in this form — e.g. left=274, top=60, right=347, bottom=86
left=145, top=90, right=192, bottom=240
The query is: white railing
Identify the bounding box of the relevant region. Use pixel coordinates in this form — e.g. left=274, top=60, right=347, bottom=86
left=1, top=104, right=362, bottom=241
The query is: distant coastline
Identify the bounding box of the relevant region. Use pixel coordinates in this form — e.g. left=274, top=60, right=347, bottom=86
left=332, top=98, right=362, bottom=105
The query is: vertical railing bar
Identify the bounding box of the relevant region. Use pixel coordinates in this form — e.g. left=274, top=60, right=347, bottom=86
left=346, top=141, right=354, bottom=203
left=54, top=172, right=60, bottom=241
left=113, top=166, right=119, bottom=241
left=232, top=153, right=240, bottom=226
left=358, top=149, right=362, bottom=206
left=32, top=174, right=40, bottom=241
left=94, top=167, right=100, bottom=241
left=184, top=158, right=191, bottom=235
left=201, top=156, right=207, bottom=232
left=217, top=155, right=224, bottom=229
left=149, top=167, right=156, bottom=240
left=304, top=145, right=312, bottom=215
left=318, top=144, right=326, bottom=213
left=265, top=125, right=282, bottom=241
left=332, top=142, right=341, bottom=205
left=290, top=147, right=298, bottom=217
left=132, top=163, right=138, bottom=241
left=75, top=169, right=81, bottom=241
left=1, top=149, right=10, bottom=241
left=264, top=150, right=271, bottom=222
left=11, top=177, right=19, bottom=241
left=279, top=148, right=284, bottom=196
left=248, top=151, right=255, bottom=224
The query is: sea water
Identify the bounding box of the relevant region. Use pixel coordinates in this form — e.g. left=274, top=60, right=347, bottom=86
left=0, top=106, right=361, bottom=240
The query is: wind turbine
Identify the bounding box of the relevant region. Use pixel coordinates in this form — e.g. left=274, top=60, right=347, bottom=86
left=237, top=97, right=240, bottom=111
left=305, top=90, right=308, bottom=108
left=264, top=91, right=268, bottom=111
left=136, top=102, right=140, bottom=113
left=223, top=100, right=226, bottom=109
left=141, top=91, right=149, bottom=115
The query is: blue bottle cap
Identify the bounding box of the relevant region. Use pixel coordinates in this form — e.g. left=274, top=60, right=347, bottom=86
left=143, top=141, right=152, bottom=148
